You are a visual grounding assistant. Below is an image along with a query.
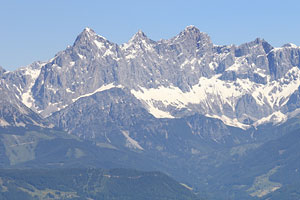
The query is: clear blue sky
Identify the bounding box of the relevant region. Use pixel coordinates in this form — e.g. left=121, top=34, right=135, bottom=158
left=1, top=0, right=300, bottom=71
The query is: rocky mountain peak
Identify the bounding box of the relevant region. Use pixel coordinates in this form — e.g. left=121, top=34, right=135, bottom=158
left=177, top=25, right=210, bottom=43
left=252, top=38, right=273, bottom=53
left=128, top=30, right=149, bottom=43
left=121, top=30, right=153, bottom=53
left=4, top=26, right=300, bottom=130
left=234, top=37, right=273, bottom=58
left=183, top=25, right=199, bottom=32
left=73, top=27, right=100, bottom=47
left=81, top=27, right=97, bottom=37
left=167, top=25, right=213, bottom=57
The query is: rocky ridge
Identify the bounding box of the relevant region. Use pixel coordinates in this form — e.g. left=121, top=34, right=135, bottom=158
left=2, top=26, right=300, bottom=129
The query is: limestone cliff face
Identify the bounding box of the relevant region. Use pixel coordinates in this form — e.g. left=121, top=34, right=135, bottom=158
left=2, top=26, right=300, bottom=135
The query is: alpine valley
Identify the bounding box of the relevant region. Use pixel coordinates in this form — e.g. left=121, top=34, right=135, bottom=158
left=1, top=26, right=300, bottom=199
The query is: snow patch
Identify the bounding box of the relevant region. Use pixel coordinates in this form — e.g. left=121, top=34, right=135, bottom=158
left=21, top=66, right=42, bottom=108
left=180, top=58, right=197, bottom=69
left=131, top=67, right=300, bottom=129
left=254, top=111, right=287, bottom=127
left=121, top=130, right=144, bottom=150
left=125, top=54, right=137, bottom=60
left=66, top=88, right=74, bottom=93
left=94, top=40, right=105, bottom=49
left=146, top=102, right=174, bottom=118
left=72, top=83, right=123, bottom=103
left=69, top=61, right=75, bottom=66
left=205, top=114, right=250, bottom=130
left=0, top=119, right=10, bottom=126
left=209, top=62, right=218, bottom=70
left=252, top=67, right=300, bottom=108
left=77, top=53, right=85, bottom=59
left=15, top=121, right=26, bottom=127
left=131, top=75, right=248, bottom=113
left=254, top=68, right=267, bottom=78
left=226, top=57, right=247, bottom=72
left=103, top=49, right=115, bottom=57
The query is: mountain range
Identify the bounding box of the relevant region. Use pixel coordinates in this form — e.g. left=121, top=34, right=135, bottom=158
left=1, top=26, right=300, bottom=199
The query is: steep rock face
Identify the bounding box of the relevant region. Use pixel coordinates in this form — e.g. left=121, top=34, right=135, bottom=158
left=2, top=27, right=300, bottom=200
left=220, top=38, right=272, bottom=84
left=184, top=114, right=231, bottom=142
left=1, top=62, right=45, bottom=112
left=268, top=44, right=300, bottom=80
left=283, top=86, right=300, bottom=113
left=24, top=26, right=218, bottom=116
left=31, top=28, right=121, bottom=116
left=0, top=80, right=47, bottom=127
left=235, top=94, right=271, bottom=123
left=3, top=26, right=300, bottom=129
left=49, top=87, right=154, bottom=141
left=48, top=86, right=247, bottom=154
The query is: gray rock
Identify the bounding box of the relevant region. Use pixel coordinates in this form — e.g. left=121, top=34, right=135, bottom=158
left=2, top=25, right=300, bottom=130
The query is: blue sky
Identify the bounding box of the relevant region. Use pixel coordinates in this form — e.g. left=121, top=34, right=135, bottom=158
left=1, top=0, right=300, bottom=70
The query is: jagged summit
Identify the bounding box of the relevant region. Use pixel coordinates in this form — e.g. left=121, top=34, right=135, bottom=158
left=83, top=27, right=94, bottom=33
left=184, top=25, right=198, bottom=31
left=81, top=27, right=109, bottom=41
left=249, top=37, right=272, bottom=46
left=129, top=30, right=149, bottom=43
left=135, top=30, right=147, bottom=37
left=126, top=25, right=207, bottom=45
left=3, top=26, right=300, bottom=130
left=180, top=25, right=204, bottom=36
left=78, top=27, right=97, bottom=38
left=73, top=27, right=95, bottom=46
left=1, top=26, right=300, bottom=200
left=73, top=27, right=109, bottom=47
left=121, top=29, right=153, bottom=52
left=173, top=25, right=211, bottom=46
